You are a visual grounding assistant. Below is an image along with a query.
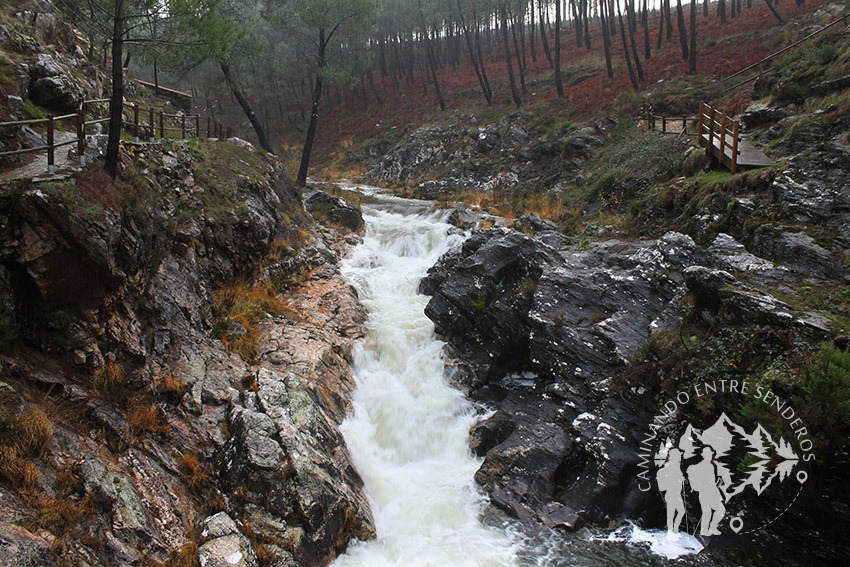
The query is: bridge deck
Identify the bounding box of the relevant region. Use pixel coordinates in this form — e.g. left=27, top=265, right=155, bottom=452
left=700, top=133, right=776, bottom=168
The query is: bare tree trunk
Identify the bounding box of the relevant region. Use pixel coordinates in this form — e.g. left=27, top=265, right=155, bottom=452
left=105, top=0, right=124, bottom=178
left=510, top=7, right=528, bottom=93
left=764, top=0, right=785, bottom=24
left=419, top=0, right=446, bottom=110
left=676, top=0, right=689, bottom=58
left=627, top=0, right=645, bottom=81
left=618, top=1, right=640, bottom=90
left=530, top=0, right=537, bottom=61
left=600, top=0, right=614, bottom=78
left=500, top=5, right=522, bottom=108
left=220, top=61, right=273, bottom=153
left=643, top=0, right=651, bottom=59
left=689, top=0, right=697, bottom=74
left=538, top=0, right=554, bottom=68
left=555, top=0, right=564, bottom=96
left=297, top=28, right=327, bottom=186
left=457, top=0, right=493, bottom=104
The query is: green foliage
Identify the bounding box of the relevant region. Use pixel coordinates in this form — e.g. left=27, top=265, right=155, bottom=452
left=794, top=344, right=850, bottom=463
left=811, top=43, right=838, bottom=66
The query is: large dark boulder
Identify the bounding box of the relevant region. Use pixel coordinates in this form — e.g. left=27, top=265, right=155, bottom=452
left=304, top=190, right=363, bottom=232
left=421, top=229, right=706, bottom=528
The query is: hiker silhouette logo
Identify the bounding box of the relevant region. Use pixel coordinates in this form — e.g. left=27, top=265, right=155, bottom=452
left=636, top=380, right=814, bottom=537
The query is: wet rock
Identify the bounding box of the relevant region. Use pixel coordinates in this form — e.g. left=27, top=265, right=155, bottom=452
left=226, top=137, right=255, bottom=151
left=30, top=53, right=63, bottom=79
left=422, top=229, right=705, bottom=527
left=684, top=265, right=830, bottom=334
left=513, top=213, right=557, bottom=234
left=7, top=95, right=24, bottom=118
left=743, top=102, right=786, bottom=129
left=304, top=190, right=363, bottom=232
left=707, top=233, right=792, bottom=283
left=0, top=522, right=57, bottom=567
left=750, top=224, right=835, bottom=279
left=199, top=513, right=258, bottom=567
left=20, top=125, right=46, bottom=148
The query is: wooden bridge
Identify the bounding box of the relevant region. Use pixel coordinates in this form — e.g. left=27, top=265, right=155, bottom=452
left=697, top=103, right=774, bottom=173
left=645, top=103, right=775, bottom=173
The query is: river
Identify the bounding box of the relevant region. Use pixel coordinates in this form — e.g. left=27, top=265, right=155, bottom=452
left=333, top=192, right=702, bottom=567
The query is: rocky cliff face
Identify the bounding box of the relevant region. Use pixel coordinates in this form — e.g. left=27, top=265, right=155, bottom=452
left=0, top=140, right=373, bottom=567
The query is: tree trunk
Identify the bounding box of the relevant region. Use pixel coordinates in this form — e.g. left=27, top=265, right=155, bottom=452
left=530, top=0, right=537, bottom=61
left=627, top=0, right=645, bottom=81
left=296, top=29, right=328, bottom=186
left=676, top=0, right=689, bottom=59
left=643, top=0, right=651, bottom=59
left=600, top=0, right=614, bottom=78
left=510, top=7, right=528, bottom=93
left=719, top=0, right=726, bottom=23
left=220, top=61, right=273, bottom=153
left=538, top=0, right=554, bottom=68
left=665, top=0, right=673, bottom=39
left=501, top=5, right=522, bottom=108
left=105, top=0, right=124, bottom=178
left=764, top=0, right=785, bottom=24
left=618, top=2, right=639, bottom=90
left=457, top=0, right=493, bottom=104
left=419, top=0, right=446, bottom=111
left=555, top=0, right=564, bottom=96
left=689, top=0, right=697, bottom=74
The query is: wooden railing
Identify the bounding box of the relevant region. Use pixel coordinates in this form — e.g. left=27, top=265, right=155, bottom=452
left=1, top=98, right=230, bottom=174
left=698, top=102, right=741, bottom=173
left=722, top=10, right=850, bottom=93
left=644, top=107, right=699, bottom=136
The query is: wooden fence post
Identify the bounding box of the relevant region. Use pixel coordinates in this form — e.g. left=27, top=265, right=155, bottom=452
left=662, top=116, right=667, bottom=133
left=133, top=104, right=140, bottom=142
left=698, top=103, right=704, bottom=148
left=47, top=115, right=55, bottom=174
left=159, top=111, right=164, bottom=139
left=731, top=119, right=740, bottom=173
left=77, top=106, right=86, bottom=166
left=181, top=115, right=186, bottom=139
left=207, top=116, right=211, bottom=138
left=149, top=108, right=155, bottom=142
left=720, top=114, right=728, bottom=168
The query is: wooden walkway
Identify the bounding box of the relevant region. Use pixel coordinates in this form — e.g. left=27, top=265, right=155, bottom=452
left=698, top=103, right=775, bottom=172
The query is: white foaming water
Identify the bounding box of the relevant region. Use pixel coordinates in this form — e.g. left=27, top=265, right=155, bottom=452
left=335, top=203, right=520, bottom=567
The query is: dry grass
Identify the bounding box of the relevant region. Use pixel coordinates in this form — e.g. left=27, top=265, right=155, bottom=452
left=213, top=281, right=287, bottom=364
left=91, top=362, right=125, bottom=394
left=0, top=445, right=40, bottom=489
left=155, top=372, right=188, bottom=402
left=127, top=399, right=169, bottom=442
left=14, top=409, right=53, bottom=458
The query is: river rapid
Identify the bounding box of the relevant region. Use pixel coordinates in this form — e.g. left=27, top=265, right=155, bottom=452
left=333, top=192, right=702, bottom=567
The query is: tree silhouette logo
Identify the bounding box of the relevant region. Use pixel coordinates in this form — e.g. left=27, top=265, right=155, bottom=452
left=652, top=411, right=808, bottom=536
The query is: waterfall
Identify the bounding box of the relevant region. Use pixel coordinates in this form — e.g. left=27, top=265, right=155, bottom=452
left=333, top=193, right=703, bottom=567
left=335, top=199, right=519, bottom=567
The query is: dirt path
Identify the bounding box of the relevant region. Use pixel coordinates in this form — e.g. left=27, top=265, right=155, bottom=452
left=0, top=130, right=80, bottom=183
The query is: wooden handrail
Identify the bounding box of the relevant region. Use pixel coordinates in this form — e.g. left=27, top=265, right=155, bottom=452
left=1, top=98, right=230, bottom=174
left=698, top=102, right=740, bottom=173
left=723, top=11, right=850, bottom=93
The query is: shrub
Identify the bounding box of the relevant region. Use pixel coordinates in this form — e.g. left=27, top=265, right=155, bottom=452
left=794, top=344, right=850, bottom=464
